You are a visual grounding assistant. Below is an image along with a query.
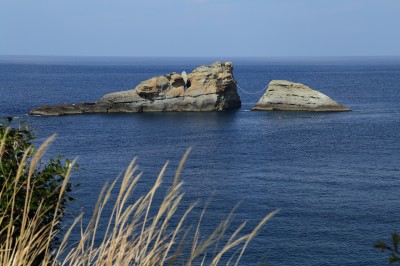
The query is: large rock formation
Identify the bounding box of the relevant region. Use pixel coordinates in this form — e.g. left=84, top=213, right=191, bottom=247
left=252, top=80, right=350, bottom=112
left=30, top=62, right=241, bottom=116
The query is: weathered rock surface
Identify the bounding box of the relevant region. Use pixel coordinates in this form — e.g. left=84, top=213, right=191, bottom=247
left=30, top=62, right=241, bottom=116
left=252, top=80, right=350, bottom=112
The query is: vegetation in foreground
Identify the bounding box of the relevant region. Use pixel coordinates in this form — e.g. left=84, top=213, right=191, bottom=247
left=0, top=120, right=74, bottom=265
left=0, top=121, right=277, bottom=265
left=375, top=232, right=400, bottom=265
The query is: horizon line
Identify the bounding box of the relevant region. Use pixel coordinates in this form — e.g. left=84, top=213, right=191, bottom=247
left=1, top=54, right=400, bottom=59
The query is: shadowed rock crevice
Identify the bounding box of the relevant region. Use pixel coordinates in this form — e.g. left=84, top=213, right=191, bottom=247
left=30, top=62, right=241, bottom=116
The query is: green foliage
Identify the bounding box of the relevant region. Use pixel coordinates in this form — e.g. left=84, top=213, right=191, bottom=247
left=375, top=232, right=400, bottom=265
left=0, top=118, right=75, bottom=245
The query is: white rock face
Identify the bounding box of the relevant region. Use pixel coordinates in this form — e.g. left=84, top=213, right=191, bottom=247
left=252, top=80, right=350, bottom=112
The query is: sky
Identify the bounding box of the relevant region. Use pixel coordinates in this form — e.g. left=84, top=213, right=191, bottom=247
left=0, top=0, right=399, bottom=57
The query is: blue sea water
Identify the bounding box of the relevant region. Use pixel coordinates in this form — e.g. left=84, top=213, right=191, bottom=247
left=1, top=56, right=400, bottom=265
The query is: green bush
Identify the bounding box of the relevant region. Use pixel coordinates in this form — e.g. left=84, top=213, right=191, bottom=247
left=0, top=118, right=75, bottom=262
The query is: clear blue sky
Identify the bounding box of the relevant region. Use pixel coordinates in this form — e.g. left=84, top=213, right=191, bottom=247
left=1, top=0, right=399, bottom=57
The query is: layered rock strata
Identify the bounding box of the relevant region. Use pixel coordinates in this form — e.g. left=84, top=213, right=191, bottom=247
left=252, top=80, right=350, bottom=112
left=31, top=62, right=241, bottom=116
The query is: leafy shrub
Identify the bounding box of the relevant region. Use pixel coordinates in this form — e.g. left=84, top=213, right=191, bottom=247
left=0, top=118, right=74, bottom=264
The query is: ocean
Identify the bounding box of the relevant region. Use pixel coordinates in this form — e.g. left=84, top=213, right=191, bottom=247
left=1, top=56, right=400, bottom=265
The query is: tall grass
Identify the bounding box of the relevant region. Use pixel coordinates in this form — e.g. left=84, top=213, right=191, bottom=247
left=0, top=133, right=277, bottom=265
left=0, top=134, right=72, bottom=265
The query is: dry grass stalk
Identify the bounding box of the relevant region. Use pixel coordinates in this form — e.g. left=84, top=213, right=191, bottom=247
left=0, top=132, right=72, bottom=266
left=1, top=133, right=277, bottom=265
left=55, top=149, right=278, bottom=265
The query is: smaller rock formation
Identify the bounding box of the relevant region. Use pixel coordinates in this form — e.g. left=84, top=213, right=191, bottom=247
left=30, top=62, right=241, bottom=116
left=252, top=80, right=350, bottom=112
